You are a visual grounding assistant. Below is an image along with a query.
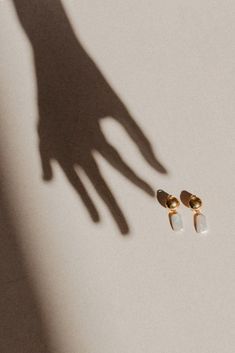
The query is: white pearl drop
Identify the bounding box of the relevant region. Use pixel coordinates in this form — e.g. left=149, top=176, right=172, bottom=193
left=195, top=213, right=208, bottom=234
left=169, top=212, right=183, bottom=232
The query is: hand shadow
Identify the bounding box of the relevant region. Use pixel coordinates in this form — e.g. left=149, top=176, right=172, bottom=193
left=13, top=0, right=167, bottom=234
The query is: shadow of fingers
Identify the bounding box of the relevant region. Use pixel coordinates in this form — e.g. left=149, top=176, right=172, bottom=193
left=60, top=162, right=100, bottom=222
left=98, top=140, right=154, bottom=196
left=114, top=109, right=167, bottom=174
left=83, top=157, right=129, bottom=235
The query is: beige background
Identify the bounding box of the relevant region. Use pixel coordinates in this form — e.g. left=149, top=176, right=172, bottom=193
left=0, top=0, right=235, bottom=352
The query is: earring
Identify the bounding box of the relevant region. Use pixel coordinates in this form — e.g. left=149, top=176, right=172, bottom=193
left=165, top=195, right=183, bottom=232
left=188, top=194, right=208, bottom=234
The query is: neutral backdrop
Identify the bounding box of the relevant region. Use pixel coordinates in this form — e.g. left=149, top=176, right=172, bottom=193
left=0, top=1, right=235, bottom=352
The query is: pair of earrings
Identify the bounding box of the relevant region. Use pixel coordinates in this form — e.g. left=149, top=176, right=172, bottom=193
left=157, top=190, right=208, bottom=234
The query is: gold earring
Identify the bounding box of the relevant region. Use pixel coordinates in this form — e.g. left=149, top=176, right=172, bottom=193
left=165, top=195, right=183, bottom=232
left=188, top=195, right=208, bottom=234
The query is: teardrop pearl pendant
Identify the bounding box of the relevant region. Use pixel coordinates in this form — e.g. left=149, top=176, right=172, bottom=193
left=189, top=195, right=208, bottom=234
left=165, top=195, right=183, bottom=232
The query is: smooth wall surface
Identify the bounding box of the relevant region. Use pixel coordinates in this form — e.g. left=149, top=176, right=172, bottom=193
left=0, top=1, right=235, bottom=352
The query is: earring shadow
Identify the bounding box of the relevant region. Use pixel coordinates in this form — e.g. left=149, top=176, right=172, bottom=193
left=156, top=189, right=169, bottom=208
left=180, top=190, right=193, bottom=208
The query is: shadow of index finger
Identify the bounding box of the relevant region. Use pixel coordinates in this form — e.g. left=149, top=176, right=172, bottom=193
left=113, top=109, right=167, bottom=174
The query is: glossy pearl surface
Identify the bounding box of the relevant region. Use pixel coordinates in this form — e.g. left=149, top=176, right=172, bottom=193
left=169, top=212, right=183, bottom=232
left=194, top=213, right=208, bottom=233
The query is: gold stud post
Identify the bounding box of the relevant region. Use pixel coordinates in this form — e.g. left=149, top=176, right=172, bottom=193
left=188, top=195, right=202, bottom=212
left=165, top=195, right=180, bottom=211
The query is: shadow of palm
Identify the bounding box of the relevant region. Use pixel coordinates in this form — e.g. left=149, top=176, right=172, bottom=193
left=13, top=0, right=167, bottom=234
